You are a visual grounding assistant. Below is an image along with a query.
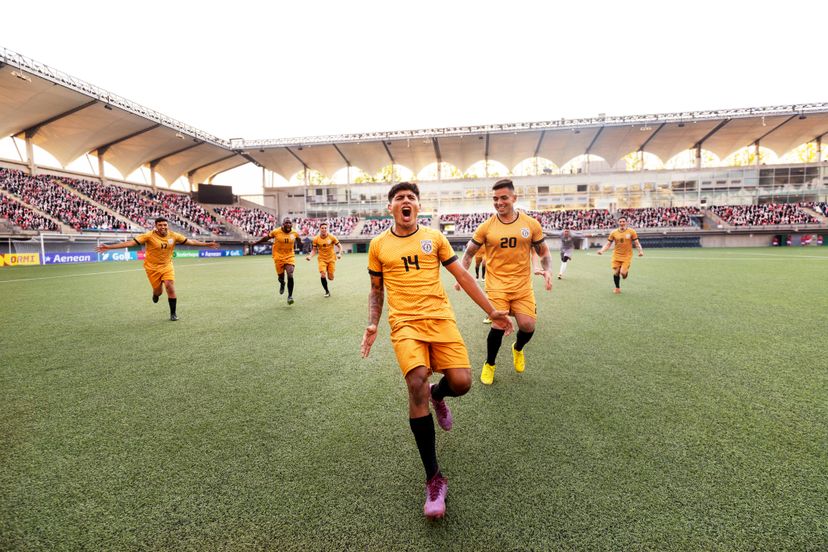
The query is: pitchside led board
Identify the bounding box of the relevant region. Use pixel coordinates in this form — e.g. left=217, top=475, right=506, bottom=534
left=0, top=249, right=243, bottom=266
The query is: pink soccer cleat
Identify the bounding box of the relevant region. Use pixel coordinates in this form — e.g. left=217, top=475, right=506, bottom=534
left=423, top=473, right=448, bottom=519
left=429, top=383, right=453, bottom=431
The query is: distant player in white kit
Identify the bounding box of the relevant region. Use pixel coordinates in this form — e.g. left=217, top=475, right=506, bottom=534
left=558, top=228, right=576, bottom=279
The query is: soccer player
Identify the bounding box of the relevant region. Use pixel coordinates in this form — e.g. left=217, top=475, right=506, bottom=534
left=597, top=216, right=644, bottom=293
left=558, top=228, right=576, bottom=279
left=95, top=217, right=218, bottom=321
left=360, top=182, right=512, bottom=520
left=252, top=217, right=301, bottom=304
left=455, top=179, right=553, bottom=385
left=305, top=222, right=343, bottom=297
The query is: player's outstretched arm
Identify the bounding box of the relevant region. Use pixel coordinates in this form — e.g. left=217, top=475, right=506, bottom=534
left=361, top=274, right=384, bottom=358
left=453, top=240, right=480, bottom=291
left=188, top=239, right=219, bottom=248
left=335, top=243, right=343, bottom=259
left=596, top=240, right=612, bottom=255
left=533, top=241, right=554, bottom=291
left=96, top=239, right=138, bottom=253
left=250, top=235, right=271, bottom=246
left=446, top=261, right=513, bottom=336
left=635, top=239, right=644, bottom=256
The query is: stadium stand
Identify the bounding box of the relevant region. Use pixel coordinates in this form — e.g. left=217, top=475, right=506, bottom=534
left=616, top=207, right=702, bottom=228
left=60, top=178, right=210, bottom=235
left=803, top=201, right=828, bottom=217
left=360, top=217, right=432, bottom=235
left=0, top=168, right=128, bottom=232
left=147, top=189, right=229, bottom=236
left=0, top=193, right=59, bottom=232
left=213, top=206, right=279, bottom=237
left=293, top=216, right=359, bottom=237
left=711, top=203, right=819, bottom=226
left=527, top=209, right=616, bottom=231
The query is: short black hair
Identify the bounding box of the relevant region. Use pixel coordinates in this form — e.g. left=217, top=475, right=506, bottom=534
left=387, top=182, right=420, bottom=203
left=492, top=179, right=514, bottom=192
left=319, top=222, right=328, bottom=227
left=154, top=217, right=168, bottom=224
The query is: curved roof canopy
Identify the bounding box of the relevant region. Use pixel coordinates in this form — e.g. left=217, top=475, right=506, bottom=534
left=2, top=48, right=828, bottom=185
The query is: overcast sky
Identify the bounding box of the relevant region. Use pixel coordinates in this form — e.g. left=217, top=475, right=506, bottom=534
left=5, top=0, right=826, bottom=143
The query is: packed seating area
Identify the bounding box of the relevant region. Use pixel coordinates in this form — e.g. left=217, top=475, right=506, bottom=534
left=0, top=194, right=59, bottom=231
left=711, top=203, right=820, bottom=226
left=527, top=209, right=616, bottom=231
left=213, top=206, right=279, bottom=237
left=616, top=207, right=702, bottom=228
left=62, top=177, right=217, bottom=236
left=0, top=169, right=128, bottom=232
left=147, top=189, right=228, bottom=236
left=360, top=217, right=432, bottom=235
left=440, top=213, right=489, bottom=234
left=803, top=201, right=828, bottom=217
left=293, top=216, right=359, bottom=237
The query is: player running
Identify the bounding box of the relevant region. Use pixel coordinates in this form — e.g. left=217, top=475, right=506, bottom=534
left=252, top=217, right=301, bottom=304
left=305, top=222, right=343, bottom=297
left=597, top=216, right=643, bottom=293
left=558, top=228, right=576, bottom=279
left=360, top=182, right=512, bottom=520
left=456, top=179, right=553, bottom=385
left=96, top=217, right=218, bottom=321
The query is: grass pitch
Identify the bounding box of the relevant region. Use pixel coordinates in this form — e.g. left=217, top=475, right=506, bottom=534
left=1, top=248, right=826, bottom=551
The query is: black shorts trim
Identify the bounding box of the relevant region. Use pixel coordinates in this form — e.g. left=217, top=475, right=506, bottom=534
left=442, top=255, right=458, bottom=267
left=368, top=269, right=383, bottom=277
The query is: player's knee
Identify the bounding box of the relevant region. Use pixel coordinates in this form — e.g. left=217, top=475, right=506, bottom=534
left=405, top=370, right=430, bottom=404
left=328, top=273, right=334, bottom=280
left=520, top=321, right=536, bottom=333
left=449, top=372, right=472, bottom=395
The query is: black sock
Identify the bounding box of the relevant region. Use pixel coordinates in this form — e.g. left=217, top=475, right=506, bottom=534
left=320, top=277, right=329, bottom=292
left=287, top=276, right=294, bottom=296
left=514, top=330, right=534, bottom=352
left=410, top=414, right=439, bottom=480
left=486, top=328, right=505, bottom=365
left=431, top=376, right=463, bottom=402
left=168, top=298, right=177, bottom=315
left=278, top=275, right=285, bottom=286
left=474, top=266, right=480, bottom=278
left=481, top=265, right=486, bottom=279
left=613, top=274, right=621, bottom=288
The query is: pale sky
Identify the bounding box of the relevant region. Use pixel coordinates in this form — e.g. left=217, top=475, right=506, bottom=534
left=3, top=1, right=826, bottom=192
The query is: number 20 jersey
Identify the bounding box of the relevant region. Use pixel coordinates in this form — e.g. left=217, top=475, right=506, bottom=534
left=472, top=212, right=544, bottom=294
left=367, top=226, right=458, bottom=331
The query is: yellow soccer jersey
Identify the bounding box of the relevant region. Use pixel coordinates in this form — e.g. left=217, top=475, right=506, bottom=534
left=471, top=212, right=544, bottom=293
left=608, top=228, right=639, bottom=258
left=313, top=234, right=340, bottom=262
left=367, top=226, right=458, bottom=330
left=135, top=230, right=187, bottom=268
left=269, top=228, right=300, bottom=261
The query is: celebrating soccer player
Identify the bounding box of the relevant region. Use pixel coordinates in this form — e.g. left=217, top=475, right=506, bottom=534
left=558, top=228, right=576, bottom=279
left=597, top=216, right=644, bottom=293
left=360, top=182, right=512, bottom=520
left=96, top=217, right=218, bottom=321
left=252, top=217, right=301, bottom=305
left=305, top=222, right=342, bottom=297
left=456, top=179, right=553, bottom=385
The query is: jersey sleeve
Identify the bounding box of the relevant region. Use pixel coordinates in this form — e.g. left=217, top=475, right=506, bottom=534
left=530, top=218, right=544, bottom=244
left=436, top=233, right=457, bottom=266
left=367, top=237, right=382, bottom=276
left=268, top=229, right=278, bottom=239
left=471, top=219, right=489, bottom=247
left=312, top=236, right=319, bottom=248
left=332, top=236, right=340, bottom=245
left=631, top=229, right=639, bottom=241
left=174, top=232, right=188, bottom=244
left=134, top=231, right=151, bottom=244
left=608, top=230, right=616, bottom=242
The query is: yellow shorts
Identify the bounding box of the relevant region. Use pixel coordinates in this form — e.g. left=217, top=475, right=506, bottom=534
left=145, top=265, right=174, bottom=289
left=487, top=288, right=537, bottom=319
left=317, top=259, right=336, bottom=277
left=273, top=258, right=295, bottom=274
left=612, top=257, right=632, bottom=272
left=390, top=318, right=470, bottom=376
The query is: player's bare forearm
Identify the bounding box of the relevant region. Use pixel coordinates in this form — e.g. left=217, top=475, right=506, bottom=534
left=189, top=239, right=219, bottom=248
left=447, top=262, right=494, bottom=313
left=635, top=240, right=644, bottom=255
left=96, top=239, right=137, bottom=252
left=367, top=276, right=384, bottom=327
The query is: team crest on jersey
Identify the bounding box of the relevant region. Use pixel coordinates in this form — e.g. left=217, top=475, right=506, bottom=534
left=625, top=233, right=631, bottom=240
left=420, top=240, right=433, bottom=254
left=521, top=228, right=530, bottom=238
left=168, top=239, right=174, bottom=244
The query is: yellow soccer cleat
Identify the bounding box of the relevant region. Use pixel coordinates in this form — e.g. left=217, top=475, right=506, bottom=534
left=512, top=344, right=525, bottom=373
left=480, top=363, right=496, bottom=385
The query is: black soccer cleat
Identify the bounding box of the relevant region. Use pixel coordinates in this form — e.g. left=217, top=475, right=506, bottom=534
left=152, top=294, right=160, bottom=303
left=279, top=282, right=286, bottom=295
left=170, top=314, right=179, bottom=321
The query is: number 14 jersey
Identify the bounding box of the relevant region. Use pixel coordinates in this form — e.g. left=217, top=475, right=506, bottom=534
left=368, top=226, right=458, bottom=331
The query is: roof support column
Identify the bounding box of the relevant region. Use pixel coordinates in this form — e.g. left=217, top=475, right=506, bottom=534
left=98, top=153, right=106, bottom=184
left=187, top=173, right=195, bottom=193
left=754, top=141, right=760, bottom=167
left=150, top=163, right=158, bottom=192
left=25, top=132, right=35, bottom=175
left=262, top=166, right=266, bottom=189
left=695, top=145, right=702, bottom=169
left=817, top=135, right=823, bottom=162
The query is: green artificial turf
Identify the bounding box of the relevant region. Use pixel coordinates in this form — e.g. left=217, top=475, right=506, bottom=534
left=1, top=248, right=826, bottom=550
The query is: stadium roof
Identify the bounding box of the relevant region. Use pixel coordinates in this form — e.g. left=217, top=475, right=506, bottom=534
left=2, top=48, right=828, bottom=184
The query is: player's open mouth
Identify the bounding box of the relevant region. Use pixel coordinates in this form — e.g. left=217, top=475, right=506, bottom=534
left=401, top=207, right=412, bottom=219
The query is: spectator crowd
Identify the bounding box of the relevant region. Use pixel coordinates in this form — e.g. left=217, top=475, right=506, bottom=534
left=214, top=206, right=279, bottom=237
left=0, top=194, right=59, bottom=231
left=616, top=207, right=701, bottom=228
left=360, top=217, right=432, bottom=235
left=712, top=203, right=819, bottom=226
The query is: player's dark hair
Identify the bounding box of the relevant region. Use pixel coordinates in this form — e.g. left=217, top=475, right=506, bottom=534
left=155, top=217, right=168, bottom=224
left=320, top=222, right=328, bottom=227
left=387, top=182, right=420, bottom=202
left=492, top=179, right=514, bottom=192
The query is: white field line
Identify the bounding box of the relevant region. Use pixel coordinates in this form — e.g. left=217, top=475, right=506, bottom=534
left=635, top=255, right=828, bottom=261
left=0, top=258, right=270, bottom=284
